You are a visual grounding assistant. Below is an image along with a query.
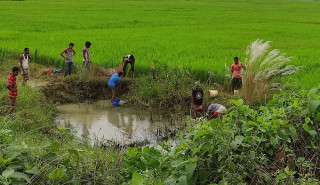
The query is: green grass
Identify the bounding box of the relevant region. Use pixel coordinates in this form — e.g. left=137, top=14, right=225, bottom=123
left=0, top=0, right=320, bottom=88
left=0, top=59, right=124, bottom=184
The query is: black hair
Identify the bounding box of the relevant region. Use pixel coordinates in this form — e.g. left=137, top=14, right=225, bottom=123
left=69, top=43, right=74, bottom=46
left=85, top=41, right=91, bottom=46
left=12, top=67, right=19, bottom=72
left=129, top=55, right=134, bottom=60
left=118, top=71, right=123, bottom=77
left=234, top=57, right=239, bottom=60
left=24, top=48, right=29, bottom=52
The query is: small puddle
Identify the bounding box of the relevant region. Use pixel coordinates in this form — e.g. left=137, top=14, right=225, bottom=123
left=55, top=100, right=187, bottom=146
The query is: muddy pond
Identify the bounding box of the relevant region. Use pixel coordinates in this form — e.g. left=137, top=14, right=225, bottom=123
left=55, top=100, right=188, bottom=146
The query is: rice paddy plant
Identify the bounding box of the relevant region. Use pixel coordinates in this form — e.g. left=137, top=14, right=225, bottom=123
left=242, top=39, right=302, bottom=103
left=0, top=0, right=320, bottom=88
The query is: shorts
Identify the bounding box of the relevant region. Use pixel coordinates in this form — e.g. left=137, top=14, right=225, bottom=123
left=232, top=77, right=242, bottom=90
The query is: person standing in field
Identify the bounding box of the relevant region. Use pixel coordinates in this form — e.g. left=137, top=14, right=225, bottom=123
left=60, top=43, right=76, bottom=77
left=82, top=41, right=91, bottom=67
left=231, top=57, right=246, bottom=93
left=19, top=48, right=32, bottom=85
left=108, top=72, right=123, bottom=103
left=7, top=67, right=19, bottom=113
left=122, top=55, right=135, bottom=78
left=191, top=81, right=205, bottom=114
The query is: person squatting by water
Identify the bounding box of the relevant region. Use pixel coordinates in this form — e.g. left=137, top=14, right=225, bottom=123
left=82, top=41, right=91, bottom=67
left=191, top=81, right=205, bottom=113
left=122, top=54, right=135, bottom=78
left=60, top=43, right=76, bottom=77
left=231, top=57, right=246, bottom=94
left=7, top=67, right=19, bottom=113
left=207, top=103, right=227, bottom=120
left=108, top=72, right=123, bottom=103
left=19, top=48, right=32, bottom=86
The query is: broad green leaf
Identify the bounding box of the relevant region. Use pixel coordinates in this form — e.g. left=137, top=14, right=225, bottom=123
left=231, top=136, right=244, bottom=149
left=230, top=99, right=244, bottom=107
left=308, top=99, right=320, bottom=113
left=163, top=175, right=179, bottom=185
left=178, top=175, right=188, bottom=185
left=289, top=126, right=298, bottom=141
left=258, top=127, right=266, bottom=132
left=131, top=172, right=143, bottom=185
left=193, top=130, right=210, bottom=141
left=48, top=168, right=64, bottom=180
left=10, top=172, right=31, bottom=183
left=25, top=167, right=40, bottom=175
left=181, top=162, right=197, bottom=181
left=309, top=130, right=318, bottom=138
left=276, top=173, right=287, bottom=182
left=303, top=123, right=311, bottom=132
left=2, top=168, right=14, bottom=178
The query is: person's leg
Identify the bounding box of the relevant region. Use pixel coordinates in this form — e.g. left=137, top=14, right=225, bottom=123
left=109, top=86, right=115, bottom=103
left=231, top=78, right=236, bottom=93
left=22, top=73, right=26, bottom=86
left=10, top=98, right=16, bottom=113
left=69, top=62, right=72, bottom=75
left=24, top=69, right=30, bottom=82
left=64, top=63, right=68, bottom=77
left=130, top=63, right=134, bottom=78
left=122, top=61, right=129, bottom=76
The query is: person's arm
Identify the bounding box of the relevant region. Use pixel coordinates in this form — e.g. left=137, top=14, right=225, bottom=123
left=231, top=64, right=234, bottom=73
left=6, top=83, right=13, bottom=91
left=7, top=77, right=13, bottom=91
left=82, top=48, right=87, bottom=61
left=28, top=54, right=32, bottom=63
left=242, top=65, right=247, bottom=71
left=19, top=55, right=25, bottom=74
left=60, top=49, right=68, bottom=60
left=72, top=49, right=76, bottom=56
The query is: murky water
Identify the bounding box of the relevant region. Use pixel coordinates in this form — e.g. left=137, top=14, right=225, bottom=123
left=55, top=100, right=187, bottom=145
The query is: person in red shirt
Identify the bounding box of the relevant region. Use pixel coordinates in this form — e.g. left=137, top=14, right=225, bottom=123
left=7, top=67, right=19, bottom=113
left=231, top=57, right=246, bottom=93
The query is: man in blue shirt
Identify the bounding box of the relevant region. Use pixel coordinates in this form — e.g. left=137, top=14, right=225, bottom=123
left=108, top=72, right=123, bottom=103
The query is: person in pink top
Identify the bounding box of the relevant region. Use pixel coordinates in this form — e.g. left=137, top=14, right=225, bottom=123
left=231, top=57, right=246, bottom=93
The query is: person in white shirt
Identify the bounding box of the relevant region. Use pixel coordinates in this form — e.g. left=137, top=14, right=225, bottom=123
left=19, top=48, right=32, bottom=85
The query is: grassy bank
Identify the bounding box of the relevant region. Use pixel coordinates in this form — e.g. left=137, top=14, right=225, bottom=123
left=0, top=60, right=125, bottom=184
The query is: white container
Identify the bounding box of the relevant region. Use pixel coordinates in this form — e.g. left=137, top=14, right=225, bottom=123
left=208, top=90, right=219, bottom=98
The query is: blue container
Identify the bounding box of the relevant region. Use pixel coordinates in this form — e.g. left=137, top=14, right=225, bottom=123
left=113, top=98, right=120, bottom=106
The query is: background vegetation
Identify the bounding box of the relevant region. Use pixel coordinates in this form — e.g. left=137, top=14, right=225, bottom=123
left=0, top=0, right=319, bottom=88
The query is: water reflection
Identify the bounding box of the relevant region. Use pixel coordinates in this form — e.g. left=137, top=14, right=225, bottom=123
left=55, top=100, right=186, bottom=144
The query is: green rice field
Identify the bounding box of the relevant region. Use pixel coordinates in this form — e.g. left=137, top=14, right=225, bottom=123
left=1, top=0, right=320, bottom=88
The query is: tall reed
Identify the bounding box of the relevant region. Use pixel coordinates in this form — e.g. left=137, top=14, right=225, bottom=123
left=242, top=39, right=302, bottom=103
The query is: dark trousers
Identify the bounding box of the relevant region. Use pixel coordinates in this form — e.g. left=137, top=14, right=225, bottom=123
left=65, top=62, right=72, bottom=77
left=123, top=60, right=134, bottom=75
left=231, top=77, right=242, bottom=91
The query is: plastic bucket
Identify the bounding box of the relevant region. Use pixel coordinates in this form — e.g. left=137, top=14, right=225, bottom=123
left=113, top=98, right=120, bottom=106
left=208, top=90, right=218, bottom=98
